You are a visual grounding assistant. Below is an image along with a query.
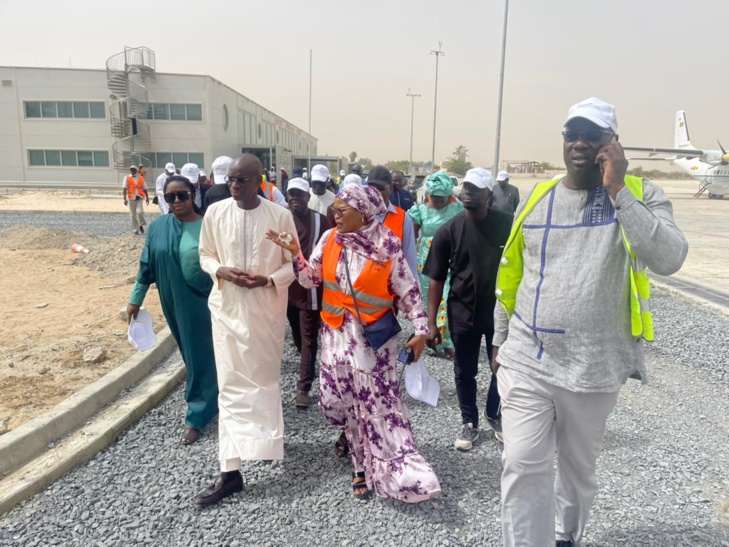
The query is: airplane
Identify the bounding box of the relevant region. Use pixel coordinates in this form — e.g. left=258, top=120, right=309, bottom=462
left=624, top=111, right=729, bottom=199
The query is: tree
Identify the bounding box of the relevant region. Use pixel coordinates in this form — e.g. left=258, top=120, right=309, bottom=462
left=539, top=161, right=557, bottom=171
left=359, top=157, right=373, bottom=169
left=384, top=160, right=410, bottom=173
left=349, top=151, right=358, bottom=163
left=442, top=145, right=473, bottom=176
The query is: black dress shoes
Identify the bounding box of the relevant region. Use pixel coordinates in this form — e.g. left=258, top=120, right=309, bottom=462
left=193, top=471, right=243, bottom=507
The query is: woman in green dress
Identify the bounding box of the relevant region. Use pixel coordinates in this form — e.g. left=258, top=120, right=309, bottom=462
left=127, top=176, right=218, bottom=445
left=407, top=172, right=464, bottom=358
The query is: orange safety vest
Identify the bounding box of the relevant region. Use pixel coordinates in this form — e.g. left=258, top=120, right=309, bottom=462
left=383, top=204, right=406, bottom=240
left=260, top=181, right=275, bottom=201
left=320, top=235, right=394, bottom=329
left=125, top=175, right=147, bottom=200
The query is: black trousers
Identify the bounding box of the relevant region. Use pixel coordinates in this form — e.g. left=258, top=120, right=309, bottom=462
left=451, top=330, right=500, bottom=429
left=286, top=305, right=321, bottom=392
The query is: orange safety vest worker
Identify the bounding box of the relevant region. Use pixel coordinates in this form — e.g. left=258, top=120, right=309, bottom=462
left=125, top=175, right=147, bottom=200
left=260, top=181, right=276, bottom=202
left=382, top=205, right=406, bottom=240
left=320, top=235, right=394, bottom=329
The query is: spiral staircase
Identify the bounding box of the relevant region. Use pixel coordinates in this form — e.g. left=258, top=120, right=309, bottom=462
left=106, top=47, right=156, bottom=171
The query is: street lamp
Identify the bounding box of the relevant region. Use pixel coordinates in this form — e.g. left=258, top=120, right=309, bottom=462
left=493, top=0, right=509, bottom=176
left=406, top=89, right=421, bottom=177
left=429, top=42, right=445, bottom=172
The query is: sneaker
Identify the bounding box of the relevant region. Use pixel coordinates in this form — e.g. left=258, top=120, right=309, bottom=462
left=486, top=416, right=504, bottom=444
left=295, top=390, right=311, bottom=409
left=454, top=423, right=480, bottom=451
left=133, top=229, right=139, bottom=235
left=139, top=226, right=145, bottom=234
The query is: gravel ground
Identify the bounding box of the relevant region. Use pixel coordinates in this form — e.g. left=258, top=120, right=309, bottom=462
left=1, top=288, right=729, bottom=546
left=0, top=211, right=158, bottom=238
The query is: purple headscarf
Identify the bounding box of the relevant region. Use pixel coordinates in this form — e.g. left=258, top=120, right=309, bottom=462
left=335, top=185, right=401, bottom=263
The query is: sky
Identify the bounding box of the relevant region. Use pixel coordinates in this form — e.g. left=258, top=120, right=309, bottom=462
left=1, top=0, right=728, bottom=169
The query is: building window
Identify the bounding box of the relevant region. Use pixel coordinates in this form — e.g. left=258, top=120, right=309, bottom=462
left=222, top=104, right=229, bottom=131
left=149, top=152, right=204, bottom=169
left=147, top=103, right=203, bottom=121
left=28, top=150, right=110, bottom=167
left=23, top=101, right=105, bottom=119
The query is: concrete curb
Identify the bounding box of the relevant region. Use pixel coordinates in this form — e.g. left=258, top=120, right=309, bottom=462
left=0, top=358, right=185, bottom=516
left=0, top=327, right=176, bottom=477
left=651, top=279, right=729, bottom=317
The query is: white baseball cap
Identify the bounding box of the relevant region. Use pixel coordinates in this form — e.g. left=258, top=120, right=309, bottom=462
left=311, top=164, right=330, bottom=182
left=340, top=174, right=362, bottom=190
left=180, top=163, right=200, bottom=185
left=339, top=169, right=346, bottom=176
left=128, top=308, right=156, bottom=351
left=211, top=156, right=233, bottom=184
left=287, top=177, right=310, bottom=193
left=496, top=170, right=509, bottom=182
left=463, top=168, right=494, bottom=190
left=164, top=162, right=176, bottom=173
left=565, top=97, right=618, bottom=133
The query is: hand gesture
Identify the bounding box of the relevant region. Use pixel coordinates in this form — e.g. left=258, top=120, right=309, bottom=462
left=596, top=142, right=628, bottom=199
left=126, top=303, right=141, bottom=324
left=266, top=230, right=300, bottom=255
left=426, top=322, right=442, bottom=351
left=490, top=346, right=501, bottom=374
left=405, top=334, right=428, bottom=362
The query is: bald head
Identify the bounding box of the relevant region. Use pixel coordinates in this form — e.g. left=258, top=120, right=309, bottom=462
left=228, top=153, right=263, bottom=204
left=231, top=153, right=262, bottom=175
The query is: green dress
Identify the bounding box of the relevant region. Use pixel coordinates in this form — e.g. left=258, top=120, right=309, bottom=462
left=408, top=200, right=464, bottom=351
left=130, top=215, right=218, bottom=430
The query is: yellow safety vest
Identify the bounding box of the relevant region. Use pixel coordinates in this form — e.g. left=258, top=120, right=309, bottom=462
left=495, top=175, right=653, bottom=342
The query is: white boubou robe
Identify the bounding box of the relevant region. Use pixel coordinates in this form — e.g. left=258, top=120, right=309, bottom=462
left=199, top=197, right=297, bottom=469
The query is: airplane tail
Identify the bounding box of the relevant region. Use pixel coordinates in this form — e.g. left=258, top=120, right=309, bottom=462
left=674, top=111, right=696, bottom=149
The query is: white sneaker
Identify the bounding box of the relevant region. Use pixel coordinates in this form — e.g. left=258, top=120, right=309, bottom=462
left=454, top=423, right=480, bottom=451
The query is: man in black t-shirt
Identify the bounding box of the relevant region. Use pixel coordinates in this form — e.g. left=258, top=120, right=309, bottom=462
left=423, top=167, right=513, bottom=451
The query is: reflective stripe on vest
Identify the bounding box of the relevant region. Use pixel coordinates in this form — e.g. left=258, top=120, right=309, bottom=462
left=383, top=205, right=405, bottom=240
left=495, top=174, right=653, bottom=342
left=260, top=181, right=275, bottom=201
left=126, top=175, right=147, bottom=200
left=320, top=235, right=394, bottom=329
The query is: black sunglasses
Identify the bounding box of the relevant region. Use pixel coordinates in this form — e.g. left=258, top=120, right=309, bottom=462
left=225, top=175, right=255, bottom=185
left=562, top=130, right=615, bottom=143
left=163, top=191, right=192, bottom=204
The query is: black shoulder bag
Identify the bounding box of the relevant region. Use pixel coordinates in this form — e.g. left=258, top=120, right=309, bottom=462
left=342, top=248, right=401, bottom=351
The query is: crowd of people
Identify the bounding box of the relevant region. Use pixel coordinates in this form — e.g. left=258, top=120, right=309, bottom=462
left=126, top=97, right=688, bottom=546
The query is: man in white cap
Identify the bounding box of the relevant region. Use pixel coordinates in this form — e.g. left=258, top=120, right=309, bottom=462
left=155, top=162, right=176, bottom=214
left=180, top=163, right=202, bottom=209
left=203, top=156, right=234, bottom=212
left=308, top=164, right=335, bottom=216
left=284, top=177, right=331, bottom=409
left=491, top=170, right=520, bottom=215
left=423, top=167, right=512, bottom=452
left=492, top=98, right=688, bottom=546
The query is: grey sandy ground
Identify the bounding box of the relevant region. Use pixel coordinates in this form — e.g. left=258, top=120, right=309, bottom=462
left=1, top=291, right=728, bottom=546
left=0, top=211, right=156, bottom=237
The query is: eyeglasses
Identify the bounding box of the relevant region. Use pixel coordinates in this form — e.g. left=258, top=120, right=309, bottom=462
left=562, top=130, right=614, bottom=143
left=331, top=206, right=355, bottom=218
left=163, top=191, right=192, bottom=204
left=225, top=175, right=254, bottom=185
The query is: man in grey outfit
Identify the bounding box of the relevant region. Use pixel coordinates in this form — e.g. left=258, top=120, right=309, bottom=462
left=492, top=97, right=688, bottom=547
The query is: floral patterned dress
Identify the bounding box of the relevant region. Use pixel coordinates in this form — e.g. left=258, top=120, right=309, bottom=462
left=407, top=201, right=464, bottom=351
left=293, top=229, right=441, bottom=503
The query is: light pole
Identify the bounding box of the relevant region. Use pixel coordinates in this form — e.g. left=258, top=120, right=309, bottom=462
left=429, top=42, right=445, bottom=172
left=493, top=0, right=509, bottom=176
left=308, top=49, right=312, bottom=172
left=406, top=89, right=421, bottom=176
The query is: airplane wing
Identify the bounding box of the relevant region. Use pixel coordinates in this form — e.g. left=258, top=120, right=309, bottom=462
left=623, top=146, right=703, bottom=156
left=629, top=156, right=676, bottom=161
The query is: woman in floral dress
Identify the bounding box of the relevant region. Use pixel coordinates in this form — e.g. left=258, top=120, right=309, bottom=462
left=267, top=184, right=440, bottom=503
left=407, top=172, right=464, bottom=358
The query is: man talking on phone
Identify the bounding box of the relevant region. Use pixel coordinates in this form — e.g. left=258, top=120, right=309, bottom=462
left=492, top=98, right=688, bottom=546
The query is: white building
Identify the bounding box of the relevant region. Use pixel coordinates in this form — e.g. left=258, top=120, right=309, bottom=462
left=0, top=47, right=319, bottom=189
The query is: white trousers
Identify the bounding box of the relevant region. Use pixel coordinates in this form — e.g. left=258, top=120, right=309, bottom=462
left=128, top=198, right=146, bottom=231
left=498, top=366, right=619, bottom=547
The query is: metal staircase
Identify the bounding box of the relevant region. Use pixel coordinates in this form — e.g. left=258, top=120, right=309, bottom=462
left=106, top=47, right=156, bottom=171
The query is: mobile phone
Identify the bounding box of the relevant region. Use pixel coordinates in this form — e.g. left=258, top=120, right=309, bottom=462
left=397, top=347, right=415, bottom=364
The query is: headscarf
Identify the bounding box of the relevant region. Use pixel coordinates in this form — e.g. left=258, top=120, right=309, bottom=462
left=426, top=171, right=454, bottom=197
left=337, top=174, right=362, bottom=193
left=334, top=185, right=401, bottom=263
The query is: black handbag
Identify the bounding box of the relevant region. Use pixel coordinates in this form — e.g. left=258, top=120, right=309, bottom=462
left=342, top=249, right=401, bottom=351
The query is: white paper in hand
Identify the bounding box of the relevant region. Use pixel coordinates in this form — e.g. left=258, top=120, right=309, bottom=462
left=404, top=360, right=440, bottom=407
left=127, top=308, right=156, bottom=351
